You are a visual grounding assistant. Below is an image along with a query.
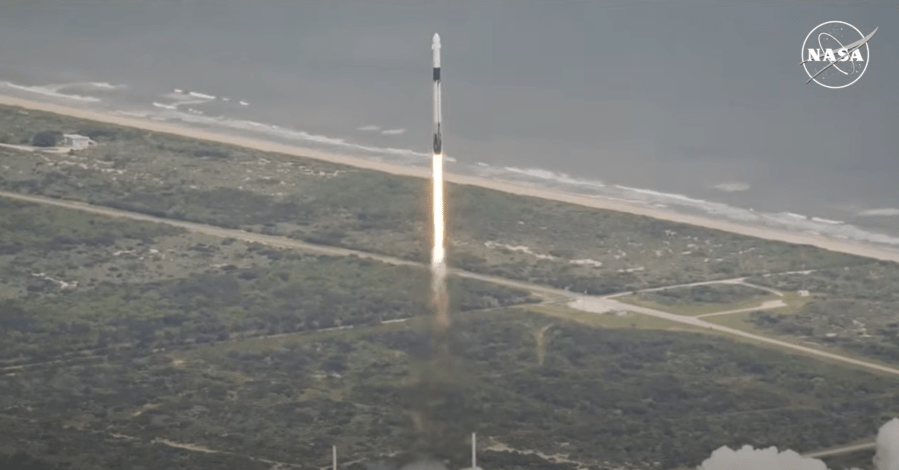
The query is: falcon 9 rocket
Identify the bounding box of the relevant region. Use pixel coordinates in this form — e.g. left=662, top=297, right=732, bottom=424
left=430, top=33, right=450, bottom=356
left=432, top=33, right=442, bottom=156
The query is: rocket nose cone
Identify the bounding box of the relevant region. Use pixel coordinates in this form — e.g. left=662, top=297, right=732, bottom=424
left=433, top=33, right=440, bottom=44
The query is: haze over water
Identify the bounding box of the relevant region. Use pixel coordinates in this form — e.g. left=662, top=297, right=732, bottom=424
left=1, top=0, right=897, bottom=247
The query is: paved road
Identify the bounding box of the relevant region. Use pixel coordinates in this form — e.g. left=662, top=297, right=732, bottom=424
left=4, top=190, right=899, bottom=380
left=0, top=190, right=569, bottom=299
left=606, top=277, right=749, bottom=297
left=606, top=274, right=811, bottom=299
left=3, top=191, right=892, bottom=467
left=569, top=297, right=899, bottom=377
left=695, top=299, right=787, bottom=318
left=802, top=441, right=876, bottom=458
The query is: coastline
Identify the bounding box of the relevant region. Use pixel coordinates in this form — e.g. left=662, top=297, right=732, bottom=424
left=1, top=93, right=898, bottom=264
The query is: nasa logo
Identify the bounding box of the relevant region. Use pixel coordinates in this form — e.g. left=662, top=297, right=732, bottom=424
left=800, top=21, right=877, bottom=89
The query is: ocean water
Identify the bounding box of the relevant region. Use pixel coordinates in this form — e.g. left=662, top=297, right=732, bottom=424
left=0, top=0, right=897, bottom=248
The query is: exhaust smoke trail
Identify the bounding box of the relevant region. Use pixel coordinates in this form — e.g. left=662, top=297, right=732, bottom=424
left=396, top=33, right=470, bottom=465
left=698, top=418, right=899, bottom=470
left=430, top=33, right=450, bottom=366
left=431, top=150, right=450, bottom=365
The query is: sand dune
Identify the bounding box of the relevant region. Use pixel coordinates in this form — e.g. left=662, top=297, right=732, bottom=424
left=2, top=93, right=899, bottom=264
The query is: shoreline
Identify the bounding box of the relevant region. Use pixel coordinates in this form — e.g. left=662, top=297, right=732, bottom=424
left=2, top=93, right=899, bottom=264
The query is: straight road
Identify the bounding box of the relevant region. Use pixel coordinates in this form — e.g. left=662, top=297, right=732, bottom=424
left=572, top=297, right=899, bottom=377
left=803, top=441, right=876, bottom=458
left=4, top=190, right=899, bottom=379
left=695, top=299, right=787, bottom=318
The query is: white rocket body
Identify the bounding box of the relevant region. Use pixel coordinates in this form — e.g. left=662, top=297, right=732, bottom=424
left=432, top=33, right=442, bottom=155
left=431, top=33, right=445, bottom=266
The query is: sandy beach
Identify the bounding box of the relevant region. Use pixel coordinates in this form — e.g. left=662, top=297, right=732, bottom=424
left=2, top=93, right=898, bottom=264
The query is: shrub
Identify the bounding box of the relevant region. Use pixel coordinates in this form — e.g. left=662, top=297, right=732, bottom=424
left=32, top=130, right=63, bottom=147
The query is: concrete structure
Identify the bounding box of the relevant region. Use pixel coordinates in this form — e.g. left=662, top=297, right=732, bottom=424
left=63, top=134, right=92, bottom=150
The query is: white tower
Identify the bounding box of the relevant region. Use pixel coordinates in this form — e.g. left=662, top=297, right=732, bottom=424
left=460, top=433, right=482, bottom=470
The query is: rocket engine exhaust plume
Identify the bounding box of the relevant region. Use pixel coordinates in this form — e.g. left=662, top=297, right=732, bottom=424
left=400, top=33, right=473, bottom=464
left=430, top=32, right=450, bottom=366
left=392, top=35, right=477, bottom=464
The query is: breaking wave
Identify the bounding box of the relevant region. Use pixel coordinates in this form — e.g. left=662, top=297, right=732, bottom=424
left=0, top=81, right=102, bottom=102
left=501, top=166, right=606, bottom=190
left=4, top=75, right=897, bottom=252
left=713, top=181, right=750, bottom=192
left=859, top=208, right=899, bottom=217
left=65, top=81, right=124, bottom=90
left=468, top=167, right=899, bottom=248
left=188, top=91, right=216, bottom=100
left=141, top=108, right=431, bottom=161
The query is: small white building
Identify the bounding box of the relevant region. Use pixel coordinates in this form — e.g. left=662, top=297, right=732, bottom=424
left=63, top=134, right=92, bottom=150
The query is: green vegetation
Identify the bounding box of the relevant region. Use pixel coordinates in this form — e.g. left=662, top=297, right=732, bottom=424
left=2, top=246, right=538, bottom=359
left=616, top=283, right=778, bottom=316
left=4, top=310, right=898, bottom=470
left=0, top=199, right=537, bottom=361
left=637, top=283, right=771, bottom=306
left=31, top=130, right=63, bottom=147
left=0, top=104, right=872, bottom=299
left=0, top=198, right=181, bottom=254
left=0, top=451, right=59, bottom=470
left=2, top=104, right=899, bottom=470
left=746, top=266, right=899, bottom=364
left=0, top=420, right=272, bottom=470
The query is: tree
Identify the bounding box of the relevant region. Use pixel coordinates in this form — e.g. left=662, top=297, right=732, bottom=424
left=32, top=131, right=63, bottom=147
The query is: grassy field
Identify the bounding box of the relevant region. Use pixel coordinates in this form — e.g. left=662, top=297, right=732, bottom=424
left=613, top=283, right=780, bottom=315
left=3, top=104, right=899, bottom=470
left=742, top=268, right=899, bottom=366
left=0, top=104, right=875, bottom=300
left=617, top=293, right=780, bottom=316
left=5, top=309, right=899, bottom=470
left=0, top=200, right=538, bottom=361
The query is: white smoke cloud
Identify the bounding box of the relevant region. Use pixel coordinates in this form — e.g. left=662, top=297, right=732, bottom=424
left=398, top=460, right=448, bottom=470
left=697, top=418, right=899, bottom=470
left=874, top=418, right=899, bottom=470
left=697, top=445, right=829, bottom=470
